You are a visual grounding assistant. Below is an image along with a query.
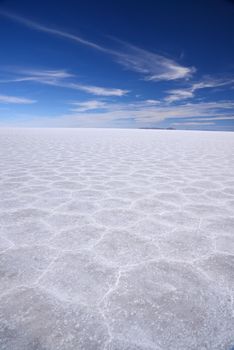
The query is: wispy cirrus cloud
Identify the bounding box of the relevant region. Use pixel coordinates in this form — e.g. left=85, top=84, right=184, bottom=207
left=112, top=41, right=195, bottom=81
left=18, top=69, right=73, bottom=79
left=0, top=69, right=129, bottom=97
left=0, top=11, right=106, bottom=52
left=0, top=10, right=194, bottom=82
left=191, top=77, right=234, bottom=91
left=0, top=94, right=36, bottom=104
left=182, top=116, right=234, bottom=121
left=1, top=93, right=234, bottom=130
left=6, top=99, right=233, bottom=128
left=63, top=99, right=234, bottom=127
left=172, top=121, right=215, bottom=126
left=144, top=99, right=161, bottom=105
left=69, top=84, right=127, bottom=97
left=165, top=77, right=234, bottom=103
left=70, top=100, right=107, bottom=112
left=164, top=89, right=194, bottom=103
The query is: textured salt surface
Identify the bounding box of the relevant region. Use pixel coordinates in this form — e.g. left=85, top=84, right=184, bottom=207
left=0, top=128, right=233, bottom=350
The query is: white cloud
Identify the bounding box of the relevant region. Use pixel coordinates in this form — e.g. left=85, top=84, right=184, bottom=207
left=0, top=69, right=128, bottom=97
left=112, top=42, right=195, bottom=81
left=5, top=99, right=233, bottom=127
left=19, top=69, right=73, bottom=79
left=183, top=116, right=234, bottom=121
left=172, top=121, right=214, bottom=126
left=67, top=100, right=234, bottom=126
left=70, top=100, right=107, bottom=111
left=68, top=83, right=128, bottom=96
left=0, top=94, right=36, bottom=104
left=145, top=99, right=161, bottom=105
left=164, top=89, right=194, bottom=102
left=0, top=11, right=106, bottom=53
left=0, top=11, right=194, bottom=82
left=191, top=78, right=234, bottom=91
left=165, top=77, right=234, bottom=103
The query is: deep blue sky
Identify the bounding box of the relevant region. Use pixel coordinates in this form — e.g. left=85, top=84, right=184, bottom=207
left=0, top=0, right=234, bottom=130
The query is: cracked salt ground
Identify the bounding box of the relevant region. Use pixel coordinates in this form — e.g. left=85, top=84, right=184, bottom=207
left=0, top=128, right=234, bottom=350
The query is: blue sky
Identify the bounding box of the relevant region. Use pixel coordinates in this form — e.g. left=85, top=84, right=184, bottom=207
left=0, top=0, right=234, bottom=130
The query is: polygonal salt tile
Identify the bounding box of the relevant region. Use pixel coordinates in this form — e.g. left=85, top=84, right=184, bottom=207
left=0, top=192, right=13, bottom=200
left=52, top=181, right=85, bottom=190
left=3, top=221, right=54, bottom=246
left=50, top=225, right=105, bottom=250
left=150, top=175, right=171, bottom=184
left=42, top=189, right=71, bottom=199
left=18, top=185, right=49, bottom=195
left=46, top=213, right=92, bottom=230
left=107, top=189, right=143, bottom=201
left=57, top=200, right=99, bottom=214
left=0, top=237, right=12, bottom=253
left=99, top=198, right=132, bottom=210
left=94, top=209, right=140, bottom=228
left=0, top=287, right=108, bottom=350
left=129, top=218, right=173, bottom=241
left=72, top=190, right=108, bottom=200
left=0, top=209, right=49, bottom=226
left=182, top=187, right=202, bottom=194
left=95, top=229, right=160, bottom=267
left=196, top=253, right=234, bottom=292
left=160, top=211, right=199, bottom=230
left=0, top=182, right=23, bottom=191
left=133, top=198, right=177, bottom=215
left=200, top=217, right=234, bottom=236
left=40, top=251, right=118, bottom=305
left=131, top=179, right=152, bottom=187
left=105, top=180, right=128, bottom=189
left=103, top=261, right=234, bottom=350
left=156, top=191, right=186, bottom=205
left=223, top=187, right=234, bottom=196
left=108, top=337, right=158, bottom=350
left=158, top=229, right=213, bottom=261
left=33, top=197, right=70, bottom=210
left=183, top=204, right=230, bottom=218
left=190, top=180, right=222, bottom=190
left=215, top=235, right=234, bottom=255
left=205, top=190, right=232, bottom=200
left=0, top=246, right=58, bottom=295
left=0, top=199, right=30, bottom=211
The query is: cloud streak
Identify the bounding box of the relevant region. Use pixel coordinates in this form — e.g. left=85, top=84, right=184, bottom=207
left=172, top=121, right=215, bottom=126
left=164, top=89, right=194, bottom=103
left=165, top=77, right=234, bottom=102
left=0, top=69, right=129, bottom=97
left=0, top=94, right=36, bottom=104
left=63, top=99, right=234, bottom=127
left=0, top=10, right=194, bottom=82
left=0, top=11, right=106, bottom=52
left=70, top=100, right=107, bottom=112
left=113, top=41, right=195, bottom=81
left=4, top=99, right=233, bottom=127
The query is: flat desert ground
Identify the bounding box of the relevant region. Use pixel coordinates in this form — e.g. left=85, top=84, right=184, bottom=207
left=0, top=128, right=234, bottom=350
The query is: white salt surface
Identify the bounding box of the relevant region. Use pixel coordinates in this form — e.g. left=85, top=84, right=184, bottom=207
left=0, top=128, right=234, bottom=350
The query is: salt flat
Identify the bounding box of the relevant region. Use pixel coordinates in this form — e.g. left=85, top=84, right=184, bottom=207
left=0, top=128, right=233, bottom=350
